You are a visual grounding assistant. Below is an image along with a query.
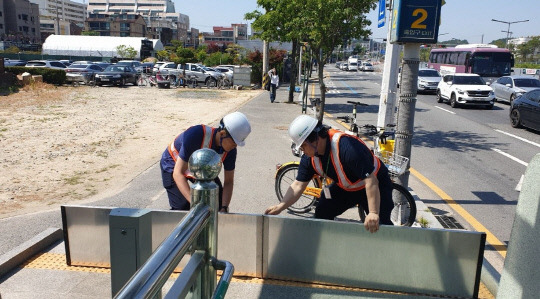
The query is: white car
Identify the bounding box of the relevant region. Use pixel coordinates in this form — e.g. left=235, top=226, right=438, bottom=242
left=436, top=74, right=495, bottom=109
left=416, top=68, right=442, bottom=93
left=360, top=62, right=374, bottom=72
left=25, top=60, right=66, bottom=70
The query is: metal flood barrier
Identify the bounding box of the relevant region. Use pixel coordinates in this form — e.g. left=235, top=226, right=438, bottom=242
left=62, top=205, right=485, bottom=298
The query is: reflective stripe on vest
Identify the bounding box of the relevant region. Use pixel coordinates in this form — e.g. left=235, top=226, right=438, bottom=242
left=167, top=125, right=227, bottom=178
left=312, top=130, right=380, bottom=191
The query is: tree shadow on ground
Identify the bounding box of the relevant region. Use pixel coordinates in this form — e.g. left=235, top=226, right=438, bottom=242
left=412, top=127, right=505, bottom=152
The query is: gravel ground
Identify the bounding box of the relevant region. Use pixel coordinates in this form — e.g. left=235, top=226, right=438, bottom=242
left=0, top=82, right=261, bottom=218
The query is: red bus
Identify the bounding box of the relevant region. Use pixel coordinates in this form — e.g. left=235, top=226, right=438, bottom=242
left=428, top=44, right=514, bottom=83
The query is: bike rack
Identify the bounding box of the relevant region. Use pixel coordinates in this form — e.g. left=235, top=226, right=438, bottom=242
left=112, top=149, right=234, bottom=299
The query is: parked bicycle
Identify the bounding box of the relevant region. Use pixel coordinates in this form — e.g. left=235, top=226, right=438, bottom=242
left=274, top=143, right=416, bottom=226
left=137, top=73, right=157, bottom=87
left=217, top=76, right=232, bottom=89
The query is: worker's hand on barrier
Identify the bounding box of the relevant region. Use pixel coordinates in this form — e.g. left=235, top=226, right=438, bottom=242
left=264, top=204, right=282, bottom=215
left=364, top=213, right=380, bottom=233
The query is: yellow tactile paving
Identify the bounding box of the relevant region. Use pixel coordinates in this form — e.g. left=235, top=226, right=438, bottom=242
left=21, top=252, right=494, bottom=298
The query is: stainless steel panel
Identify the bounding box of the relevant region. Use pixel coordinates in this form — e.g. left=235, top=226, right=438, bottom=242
left=63, top=205, right=114, bottom=267
left=264, top=216, right=484, bottom=298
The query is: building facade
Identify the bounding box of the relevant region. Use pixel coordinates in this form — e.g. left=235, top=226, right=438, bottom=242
left=2, top=0, right=40, bottom=43
left=86, top=0, right=189, bottom=45
left=201, top=23, right=247, bottom=47
left=86, top=13, right=147, bottom=37
left=29, top=0, right=86, bottom=41
left=0, top=0, right=5, bottom=38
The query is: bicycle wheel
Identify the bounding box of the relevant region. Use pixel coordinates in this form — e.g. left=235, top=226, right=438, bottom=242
left=356, top=183, right=416, bottom=226
left=390, top=183, right=416, bottom=226
left=275, top=164, right=318, bottom=213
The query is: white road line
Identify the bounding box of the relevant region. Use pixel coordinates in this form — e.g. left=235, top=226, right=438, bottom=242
left=434, top=106, right=456, bottom=115
left=492, top=148, right=529, bottom=166
left=495, top=129, right=540, bottom=148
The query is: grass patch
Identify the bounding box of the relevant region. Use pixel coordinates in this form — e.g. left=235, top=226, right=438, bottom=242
left=96, top=164, right=121, bottom=173
left=64, top=174, right=84, bottom=185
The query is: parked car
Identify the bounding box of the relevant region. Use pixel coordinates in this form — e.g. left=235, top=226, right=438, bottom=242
left=360, top=62, right=374, bottom=72
left=116, top=60, right=143, bottom=73
left=25, top=60, right=66, bottom=70
left=347, top=62, right=358, bottom=71
left=491, top=75, right=540, bottom=105
left=140, top=62, right=154, bottom=74
left=71, top=61, right=95, bottom=65
left=59, top=60, right=73, bottom=67
left=340, top=63, right=348, bottom=70
left=95, top=62, right=112, bottom=70
left=94, top=65, right=138, bottom=86
left=65, top=64, right=104, bottom=84
left=436, top=74, right=495, bottom=109
left=153, top=62, right=165, bottom=74
left=3, top=58, right=27, bottom=66
left=416, top=68, right=442, bottom=93
left=176, top=63, right=222, bottom=87
left=510, top=89, right=540, bottom=131
left=214, top=67, right=234, bottom=82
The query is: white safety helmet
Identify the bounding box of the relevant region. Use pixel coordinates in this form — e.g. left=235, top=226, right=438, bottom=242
left=288, top=115, right=318, bottom=151
left=222, top=112, right=251, bottom=147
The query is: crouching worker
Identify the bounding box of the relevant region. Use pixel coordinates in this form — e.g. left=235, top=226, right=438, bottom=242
left=265, top=115, right=394, bottom=233
left=160, top=112, right=251, bottom=212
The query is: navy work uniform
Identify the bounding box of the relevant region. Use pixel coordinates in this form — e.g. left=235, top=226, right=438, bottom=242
left=160, top=125, right=236, bottom=210
left=296, top=129, right=394, bottom=223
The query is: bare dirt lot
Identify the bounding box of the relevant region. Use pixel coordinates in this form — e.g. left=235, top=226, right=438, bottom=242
left=0, top=83, right=261, bottom=218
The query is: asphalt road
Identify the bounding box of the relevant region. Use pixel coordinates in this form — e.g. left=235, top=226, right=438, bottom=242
left=323, top=65, right=540, bottom=275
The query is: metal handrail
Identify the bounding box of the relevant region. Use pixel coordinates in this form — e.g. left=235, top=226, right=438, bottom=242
left=114, top=148, right=234, bottom=299
left=115, top=203, right=211, bottom=299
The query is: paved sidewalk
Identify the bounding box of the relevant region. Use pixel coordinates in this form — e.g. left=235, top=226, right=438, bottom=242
left=0, top=84, right=462, bottom=299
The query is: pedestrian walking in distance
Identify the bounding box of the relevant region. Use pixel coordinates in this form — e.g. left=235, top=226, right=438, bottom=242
left=269, top=68, right=279, bottom=103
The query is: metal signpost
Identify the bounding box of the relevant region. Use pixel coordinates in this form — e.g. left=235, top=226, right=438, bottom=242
left=389, top=0, right=442, bottom=188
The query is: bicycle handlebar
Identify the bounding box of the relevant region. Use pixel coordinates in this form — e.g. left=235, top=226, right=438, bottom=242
left=347, top=101, right=368, bottom=106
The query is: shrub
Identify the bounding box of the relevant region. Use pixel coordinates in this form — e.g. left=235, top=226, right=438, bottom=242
left=6, top=66, right=66, bottom=85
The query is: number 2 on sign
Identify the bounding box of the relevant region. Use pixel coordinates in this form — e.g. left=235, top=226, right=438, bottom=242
left=411, top=8, right=427, bottom=29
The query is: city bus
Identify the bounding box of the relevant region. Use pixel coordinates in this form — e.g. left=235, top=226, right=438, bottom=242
left=428, top=44, right=514, bottom=83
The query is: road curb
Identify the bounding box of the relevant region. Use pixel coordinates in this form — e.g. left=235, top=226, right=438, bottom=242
left=0, top=227, right=63, bottom=278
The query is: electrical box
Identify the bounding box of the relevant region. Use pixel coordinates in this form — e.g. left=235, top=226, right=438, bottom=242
left=109, top=208, right=152, bottom=297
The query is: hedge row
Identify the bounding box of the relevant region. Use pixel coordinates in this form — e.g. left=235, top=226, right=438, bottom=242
left=5, top=66, right=66, bottom=85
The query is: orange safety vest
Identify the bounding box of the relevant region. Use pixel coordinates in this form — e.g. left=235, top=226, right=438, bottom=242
left=167, top=125, right=228, bottom=178
left=311, top=129, right=380, bottom=191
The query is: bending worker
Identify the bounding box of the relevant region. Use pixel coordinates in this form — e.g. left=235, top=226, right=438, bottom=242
left=160, top=112, right=251, bottom=212
left=265, top=115, right=394, bottom=233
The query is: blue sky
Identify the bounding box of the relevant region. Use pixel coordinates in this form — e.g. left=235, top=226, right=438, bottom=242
left=174, top=0, right=539, bottom=44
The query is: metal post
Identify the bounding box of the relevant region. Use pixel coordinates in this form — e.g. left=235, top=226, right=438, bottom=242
left=394, top=44, right=420, bottom=189
left=263, top=40, right=269, bottom=77
left=377, top=1, right=401, bottom=130
left=189, top=148, right=221, bottom=298
left=298, top=45, right=303, bottom=85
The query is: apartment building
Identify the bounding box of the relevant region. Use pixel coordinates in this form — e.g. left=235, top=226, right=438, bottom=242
left=0, top=0, right=5, bottom=38
left=202, top=23, right=247, bottom=47
left=29, top=0, right=86, bottom=40
left=87, top=0, right=189, bottom=45
left=86, top=13, right=147, bottom=37
left=2, top=0, right=40, bottom=43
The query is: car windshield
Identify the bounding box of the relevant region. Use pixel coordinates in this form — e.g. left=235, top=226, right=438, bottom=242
left=418, top=70, right=440, bottom=77
left=364, top=63, right=372, bottom=66
left=453, top=76, right=486, bottom=85
left=70, top=64, right=89, bottom=69
left=514, top=79, right=540, bottom=88
left=105, top=66, right=125, bottom=72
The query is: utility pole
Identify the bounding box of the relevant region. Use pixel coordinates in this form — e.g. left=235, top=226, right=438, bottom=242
left=491, top=19, right=529, bottom=48
left=377, top=0, right=401, bottom=130
left=298, top=44, right=303, bottom=85
left=394, top=44, right=419, bottom=188
left=262, top=40, right=269, bottom=77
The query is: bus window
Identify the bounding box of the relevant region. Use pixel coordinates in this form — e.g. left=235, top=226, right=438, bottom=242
left=457, top=52, right=467, bottom=65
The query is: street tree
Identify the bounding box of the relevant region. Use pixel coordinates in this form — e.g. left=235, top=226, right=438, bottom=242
left=248, top=0, right=375, bottom=120
left=116, top=45, right=137, bottom=59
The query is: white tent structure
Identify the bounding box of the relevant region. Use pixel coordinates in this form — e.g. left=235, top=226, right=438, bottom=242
left=42, top=35, right=164, bottom=59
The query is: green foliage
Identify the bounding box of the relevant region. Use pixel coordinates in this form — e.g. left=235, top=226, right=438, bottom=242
left=176, top=47, right=197, bottom=64
left=204, top=52, right=233, bottom=67
left=156, top=50, right=169, bottom=61
left=4, top=46, right=21, bottom=54
left=516, top=36, right=540, bottom=63
left=6, top=66, right=66, bottom=85
left=116, top=45, right=137, bottom=59
left=515, top=63, right=540, bottom=69
left=196, top=49, right=207, bottom=64
left=81, top=30, right=100, bottom=36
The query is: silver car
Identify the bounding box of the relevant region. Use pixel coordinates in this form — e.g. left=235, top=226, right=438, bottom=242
left=491, top=75, right=540, bottom=104
left=417, top=68, right=442, bottom=93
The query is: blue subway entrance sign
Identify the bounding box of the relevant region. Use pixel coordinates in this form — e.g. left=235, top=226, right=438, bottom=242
left=390, top=0, right=442, bottom=44
left=378, top=0, right=386, bottom=28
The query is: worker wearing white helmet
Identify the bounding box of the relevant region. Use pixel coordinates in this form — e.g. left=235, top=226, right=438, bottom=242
left=265, top=115, right=394, bottom=233
left=160, top=112, right=251, bottom=212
